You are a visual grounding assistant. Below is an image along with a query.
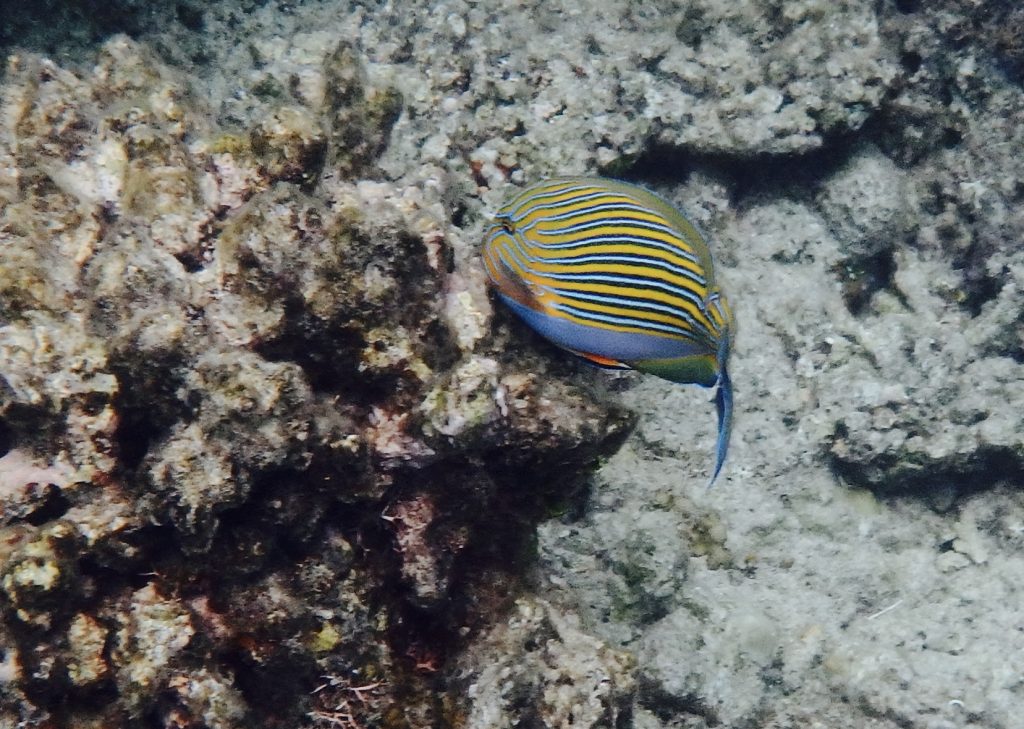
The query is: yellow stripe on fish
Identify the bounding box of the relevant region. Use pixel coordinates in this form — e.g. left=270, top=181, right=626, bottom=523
left=483, top=177, right=735, bottom=484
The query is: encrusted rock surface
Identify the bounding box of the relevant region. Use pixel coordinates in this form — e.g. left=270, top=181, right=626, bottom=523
left=454, top=598, right=635, bottom=729
left=538, top=3, right=1024, bottom=728
left=0, top=35, right=631, bottom=727
left=2, top=0, right=1024, bottom=728
left=169, top=0, right=899, bottom=185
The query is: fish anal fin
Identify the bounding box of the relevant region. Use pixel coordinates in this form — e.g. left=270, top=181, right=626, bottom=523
left=572, top=350, right=631, bottom=370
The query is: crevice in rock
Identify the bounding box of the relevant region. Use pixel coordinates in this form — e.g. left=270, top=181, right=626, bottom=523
left=0, top=419, right=13, bottom=457
left=0, top=0, right=152, bottom=64
left=255, top=314, right=370, bottom=397
left=893, top=0, right=922, bottom=14
left=22, top=486, right=71, bottom=527
left=608, top=126, right=878, bottom=206
left=110, top=360, right=189, bottom=472
left=831, top=443, right=1024, bottom=498
left=833, top=248, right=900, bottom=316
left=952, top=241, right=1004, bottom=317
left=113, top=411, right=165, bottom=473
left=636, top=672, right=721, bottom=726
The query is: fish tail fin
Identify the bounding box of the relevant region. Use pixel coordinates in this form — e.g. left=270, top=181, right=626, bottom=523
left=708, top=365, right=732, bottom=487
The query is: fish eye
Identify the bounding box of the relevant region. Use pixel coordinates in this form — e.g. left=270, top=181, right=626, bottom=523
left=497, top=216, right=514, bottom=234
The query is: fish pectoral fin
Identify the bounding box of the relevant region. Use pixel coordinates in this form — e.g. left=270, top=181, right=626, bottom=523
left=494, top=257, right=544, bottom=311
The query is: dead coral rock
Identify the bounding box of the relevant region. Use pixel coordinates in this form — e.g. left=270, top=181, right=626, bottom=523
left=213, top=179, right=452, bottom=386
left=365, top=0, right=899, bottom=183
left=141, top=351, right=312, bottom=551
left=65, top=612, right=111, bottom=691
left=196, top=553, right=393, bottom=724
left=818, top=51, right=1024, bottom=491
left=993, top=7, right=1024, bottom=80
left=1, top=37, right=217, bottom=266
left=893, top=1, right=1024, bottom=84
left=62, top=490, right=145, bottom=569
left=0, top=313, right=119, bottom=485
left=816, top=143, right=914, bottom=259
left=323, top=42, right=403, bottom=177
left=382, top=370, right=634, bottom=610
left=248, top=105, right=328, bottom=190
left=142, top=422, right=236, bottom=552
left=0, top=315, right=113, bottom=413
left=83, top=223, right=197, bottom=361
left=109, top=585, right=197, bottom=713
left=0, top=450, right=75, bottom=527
left=159, top=668, right=248, bottom=729
left=483, top=369, right=637, bottom=479
left=101, top=584, right=249, bottom=727
left=0, top=522, right=82, bottom=631
left=0, top=491, right=143, bottom=695
left=456, top=598, right=636, bottom=729
left=0, top=34, right=635, bottom=728
left=383, top=492, right=452, bottom=607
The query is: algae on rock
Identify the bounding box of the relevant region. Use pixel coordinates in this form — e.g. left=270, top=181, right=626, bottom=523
left=0, top=36, right=631, bottom=728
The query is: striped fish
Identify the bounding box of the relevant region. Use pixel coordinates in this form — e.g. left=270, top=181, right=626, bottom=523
left=482, top=177, right=734, bottom=484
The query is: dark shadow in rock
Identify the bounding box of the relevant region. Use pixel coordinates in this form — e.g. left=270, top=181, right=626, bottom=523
left=110, top=358, right=190, bottom=472
left=833, top=248, right=900, bottom=316
left=0, top=0, right=155, bottom=61
left=830, top=443, right=1024, bottom=502
left=637, top=671, right=719, bottom=727
left=953, top=239, right=1005, bottom=317
left=607, top=126, right=877, bottom=206
left=0, top=418, right=13, bottom=457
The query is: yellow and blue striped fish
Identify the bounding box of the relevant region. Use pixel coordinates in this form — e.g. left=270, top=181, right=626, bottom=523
left=482, top=177, right=734, bottom=483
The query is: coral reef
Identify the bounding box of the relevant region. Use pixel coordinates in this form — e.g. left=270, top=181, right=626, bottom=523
left=0, top=35, right=630, bottom=727
left=2, top=0, right=1024, bottom=727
